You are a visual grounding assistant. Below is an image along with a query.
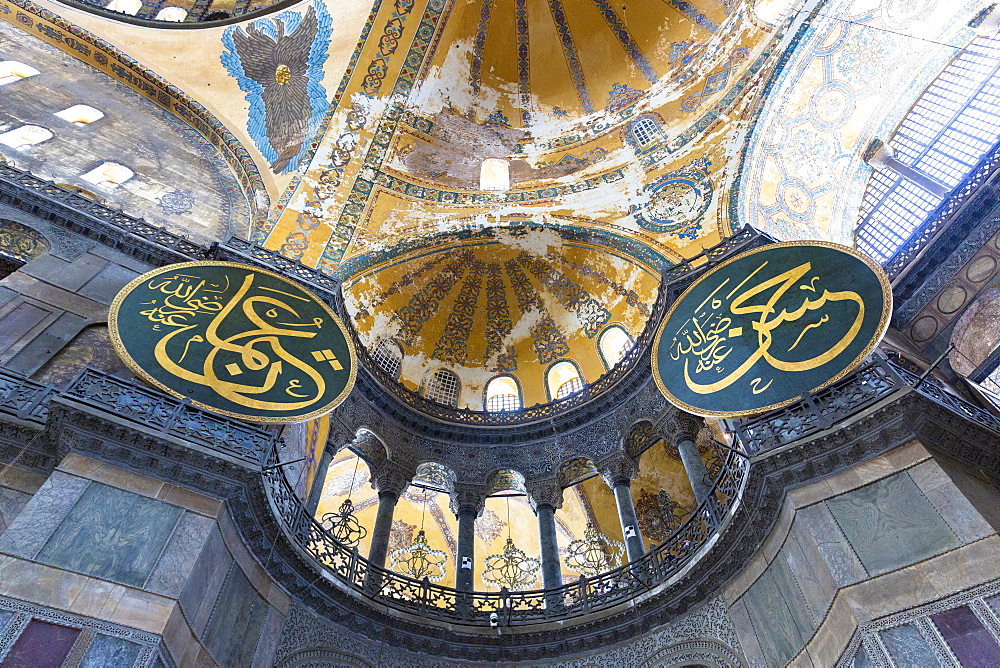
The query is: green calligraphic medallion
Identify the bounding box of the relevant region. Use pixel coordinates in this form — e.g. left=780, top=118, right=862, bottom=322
left=652, top=241, right=891, bottom=418
left=109, top=261, right=356, bottom=423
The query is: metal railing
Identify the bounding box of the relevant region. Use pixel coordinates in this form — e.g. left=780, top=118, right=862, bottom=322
left=5, top=357, right=1000, bottom=626
left=0, top=369, right=54, bottom=424
left=60, top=368, right=275, bottom=468
left=263, top=436, right=750, bottom=627
left=879, top=139, right=1000, bottom=282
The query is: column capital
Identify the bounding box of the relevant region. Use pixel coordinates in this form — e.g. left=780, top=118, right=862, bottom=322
left=369, top=462, right=414, bottom=498
left=671, top=410, right=703, bottom=444
left=450, top=483, right=486, bottom=516
left=525, top=478, right=563, bottom=511
left=599, top=451, right=640, bottom=488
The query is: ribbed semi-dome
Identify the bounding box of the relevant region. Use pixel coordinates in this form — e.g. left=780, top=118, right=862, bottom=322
left=342, top=223, right=663, bottom=408
left=416, top=0, right=735, bottom=127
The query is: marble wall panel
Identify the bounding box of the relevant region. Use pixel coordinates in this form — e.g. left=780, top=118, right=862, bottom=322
left=2, top=619, right=80, bottom=667
left=78, top=633, right=144, bottom=667
left=742, top=569, right=804, bottom=665
left=878, top=623, right=945, bottom=667
left=851, top=644, right=875, bottom=668
left=825, top=472, right=959, bottom=576
left=930, top=605, right=1000, bottom=665
left=202, top=563, right=269, bottom=667
left=0, top=488, right=30, bottom=533
left=0, top=471, right=89, bottom=559
left=144, top=512, right=214, bottom=598
left=178, top=526, right=233, bottom=637
left=36, top=482, right=184, bottom=588
left=795, top=503, right=867, bottom=587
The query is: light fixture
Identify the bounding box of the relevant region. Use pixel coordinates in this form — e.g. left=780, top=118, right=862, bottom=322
left=388, top=488, right=448, bottom=582
left=482, top=497, right=540, bottom=590
left=319, top=454, right=367, bottom=548
left=564, top=523, right=624, bottom=577
left=320, top=498, right=367, bottom=547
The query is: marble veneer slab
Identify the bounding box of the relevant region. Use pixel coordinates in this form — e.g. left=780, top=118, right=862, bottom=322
left=0, top=471, right=89, bottom=559
left=825, top=472, right=959, bottom=576
left=37, top=482, right=184, bottom=588
left=878, top=624, right=945, bottom=667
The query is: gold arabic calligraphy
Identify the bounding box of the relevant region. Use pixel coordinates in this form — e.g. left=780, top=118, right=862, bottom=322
left=136, top=271, right=341, bottom=411
left=668, top=261, right=865, bottom=395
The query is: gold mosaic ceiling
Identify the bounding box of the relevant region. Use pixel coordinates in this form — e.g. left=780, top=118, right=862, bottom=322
left=420, top=0, right=734, bottom=126
left=343, top=225, right=661, bottom=407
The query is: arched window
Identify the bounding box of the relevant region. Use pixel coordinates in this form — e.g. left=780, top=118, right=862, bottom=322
left=630, top=117, right=662, bottom=147
left=54, top=105, right=104, bottom=126
left=485, top=375, right=521, bottom=412
left=81, top=162, right=134, bottom=188
left=371, top=339, right=403, bottom=379
left=0, top=125, right=52, bottom=150
left=154, top=6, right=187, bottom=20
left=423, top=368, right=460, bottom=407
left=0, top=61, right=39, bottom=86
left=856, top=33, right=1000, bottom=263
left=599, top=325, right=634, bottom=369
left=547, top=360, right=584, bottom=400
left=104, top=0, right=142, bottom=15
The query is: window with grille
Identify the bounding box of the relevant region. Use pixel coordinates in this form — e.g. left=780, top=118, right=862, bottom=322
left=54, top=105, right=104, bottom=126
left=485, top=376, right=521, bottom=412
left=372, top=339, right=402, bottom=379
left=556, top=377, right=584, bottom=399
left=857, top=34, right=1000, bottom=263
left=154, top=6, right=187, bottom=20
left=599, top=325, right=634, bottom=368
left=81, top=162, right=134, bottom=188
left=547, top=360, right=584, bottom=400
left=631, top=117, right=661, bottom=146
left=424, top=369, right=460, bottom=406
left=0, top=125, right=52, bottom=150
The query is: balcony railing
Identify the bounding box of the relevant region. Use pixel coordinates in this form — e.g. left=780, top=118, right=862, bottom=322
left=3, top=353, right=1000, bottom=627
left=60, top=368, right=275, bottom=468
left=263, top=434, right=750, bottom=627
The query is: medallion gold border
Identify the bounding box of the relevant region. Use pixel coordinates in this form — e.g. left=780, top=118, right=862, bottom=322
left=650, top=240, right=893, bottom=419
left=108, top=260, right=358, bottom=424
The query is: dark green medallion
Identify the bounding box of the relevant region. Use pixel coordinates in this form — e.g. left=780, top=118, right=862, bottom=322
left=652, top=241, right=891, bottom=418
left=110, top=261, right=356, bottom=423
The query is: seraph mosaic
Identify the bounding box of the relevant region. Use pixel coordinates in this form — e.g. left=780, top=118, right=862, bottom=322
left=222, top=3, right=332, bottom=174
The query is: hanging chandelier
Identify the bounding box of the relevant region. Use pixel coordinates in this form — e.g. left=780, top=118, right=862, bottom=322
left=482, top=496, right=541, bottom=590
left=318, top=453, right=367, bottom=548
left=564, top=523, right=624, bottom=577
left=388, top=488, right=447, bottom=582
left=319, top=498, right=367, bottom=548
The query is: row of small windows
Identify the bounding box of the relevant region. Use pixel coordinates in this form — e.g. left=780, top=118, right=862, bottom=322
left=0, top=72, right=131, bottom=189
left=0, top=124, right=133, bottom=187
left=371, top=326, right=634, bottom=411
left=104, top=0, right=188, bottom=20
